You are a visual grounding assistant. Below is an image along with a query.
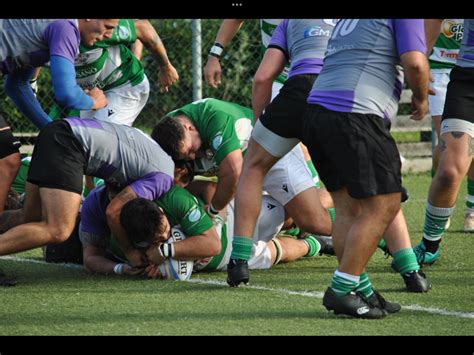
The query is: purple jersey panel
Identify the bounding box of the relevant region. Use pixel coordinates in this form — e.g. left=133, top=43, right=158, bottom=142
left=43, top=20, right=80, bottom=63
left=393, top=19, right=426, bottom=56
left=80, top=186, right=110, bottom=236
left=129, top=171, right=173, bottom=200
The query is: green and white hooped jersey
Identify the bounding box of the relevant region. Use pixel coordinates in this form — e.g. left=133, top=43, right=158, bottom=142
left=74, top=19, right=144, bottom=91
left=261, top=19, right=290, bottom=84
left=168, top=98, right=254, bottom=176
left=429, top=19, right=464, bottom=70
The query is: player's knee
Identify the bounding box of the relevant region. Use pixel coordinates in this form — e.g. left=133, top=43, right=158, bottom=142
left=297, top=217, right=332, bottom=236
left=436, top=164, right=465, bottom=187
left=47, top=226, right=74, bottom=244
left=209, top=235, right=222, bottom=256
left=0, top=153, right=21, bottom=178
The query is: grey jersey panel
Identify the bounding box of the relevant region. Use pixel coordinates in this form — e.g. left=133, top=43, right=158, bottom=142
left=285, top=19, right=336, bottom=68
left=0, top=19, right=70, bottom=72
left=65, top=118, right=174, bottom=186
left=309, top=19, right=404, bottom=120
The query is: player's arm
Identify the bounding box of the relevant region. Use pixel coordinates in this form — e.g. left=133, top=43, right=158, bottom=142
left=134, top=19, right=179, bottom=92
left=147, top=226, right=221, bottom=264
left=105, top=186, right=145, bottom=267
left=82, top=241, right=144, bottom=276
left=130, top=38, right=144, bottom=60
left=252, top=48, right=287, bottom=120
left=424, top=19, right=443, bottom=55
left=395, top=19, right=430, bottom=121
left=204, top=19, right=244, bottom=89
left=402, top=50, right=430, bottom=120
left=211, top=149, right=243, bottom=213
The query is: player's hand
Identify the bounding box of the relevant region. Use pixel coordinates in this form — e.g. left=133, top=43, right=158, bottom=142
left=145, top=243, right=167, bottom=265
left=121, top=264, right=147, bottom=276
left=86, top=87, right=108, bottom=110
left=158, top=63, right=179, bottom=93
left=410, top=95, right=429, bottom=121
left=204, top=56, right=222, bottom=89
left=145, top=264, right=164, bottom=279
left=125, top=248, right=148, bottom=268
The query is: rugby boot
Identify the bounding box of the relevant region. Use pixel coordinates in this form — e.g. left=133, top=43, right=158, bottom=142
left=227, top=258, right=249, bottom=287
left=322, top=287, right=387, bottom=319
left=365, top=289, right=401, bottom=314
left=413, top=241, right=440, bottom=266
left=402, top=270, right=432, bottom=293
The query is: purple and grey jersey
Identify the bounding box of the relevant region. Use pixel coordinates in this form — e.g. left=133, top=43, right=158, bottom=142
left=0, top=19, right=79, bottom=75
left=65, top=118, right=174, bottom=200
left=80, top=185, right=110, bottom=237
left=456, top=19, right=474, bottom=68
left=269, top=19, right=337, bottom=77
left=307, top=19, right=426, bottom=121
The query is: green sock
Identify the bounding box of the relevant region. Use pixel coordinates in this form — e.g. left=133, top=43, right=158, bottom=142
left=378, top=238, right=387, bottom=250
left=328, top=208, right=336, bottom=223
left=393, top=248, right=420, bottom=275
left=302, top=235, right=321, bottom=257
left=466, top=179, right=474, bottom=210
left=354, top=271, right=374, bottom=298
left=306, top=160, right=321, bottom=188
left=230, top=236, right=253, bottom=261
left=423, top=202, right=454, bottom=242
left=330, top=270, right=359, bottom=297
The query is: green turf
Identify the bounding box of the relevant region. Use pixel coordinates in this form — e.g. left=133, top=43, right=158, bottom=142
left=1, top=172, right=474, bottom=335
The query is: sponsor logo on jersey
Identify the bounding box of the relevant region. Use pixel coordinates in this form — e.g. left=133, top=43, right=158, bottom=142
left=304, top=26, right=332, bottom=38
left=108, top=109, right=115, bottom=117
left=282, top=184, right=288, bottom=193
left=442, top=20, right=464, bottom=41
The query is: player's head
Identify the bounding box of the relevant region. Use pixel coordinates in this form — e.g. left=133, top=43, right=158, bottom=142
left=78, top=19, right=119, bottom=47
left=174, top=160, right=195, bottom=187
left=152, top=115, right=202, bottom=161
left=120, top=198, right=170, bottom=248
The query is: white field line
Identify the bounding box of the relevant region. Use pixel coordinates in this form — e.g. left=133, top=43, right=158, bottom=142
left=2, top=255, right=474, bottom=319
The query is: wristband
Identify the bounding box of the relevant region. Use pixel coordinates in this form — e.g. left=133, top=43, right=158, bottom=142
left=159, top=242, right=175, bottom=259
left=209, top=42, right=224, bottom=58
left=113, top=263, right=124, bottom=275
left=207, top=202, right=220, bottom=216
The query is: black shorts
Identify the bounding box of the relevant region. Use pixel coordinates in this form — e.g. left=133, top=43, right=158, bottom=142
left=0, top=114, right=21, bottom=159
left=27, top=120, right=86, bottom=194
left=259, top=74, right=316, bottom=139
left=301, top=105, right=402, bottom=199
left=442, top=66, right=474, bottom=123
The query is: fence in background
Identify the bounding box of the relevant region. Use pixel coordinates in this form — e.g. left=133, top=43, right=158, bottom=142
left=0, top=19, right=433, bottom=172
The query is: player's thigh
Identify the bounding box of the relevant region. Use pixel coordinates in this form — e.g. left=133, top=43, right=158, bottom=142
left=39, top=187, right=82, bottom=233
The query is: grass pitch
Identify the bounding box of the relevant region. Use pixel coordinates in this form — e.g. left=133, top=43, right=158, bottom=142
left=1, top=172, right=474, bottom=336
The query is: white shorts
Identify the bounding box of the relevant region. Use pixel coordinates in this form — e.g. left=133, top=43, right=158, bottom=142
left=429, top=69, right=451, bottom=117
left=271, top=80, right=284, bottom=101
left=80, top=76, right=150, bottom=127
left=201, top=195, right=285, bottom=271
left=263, top=144, right=315, bottom=206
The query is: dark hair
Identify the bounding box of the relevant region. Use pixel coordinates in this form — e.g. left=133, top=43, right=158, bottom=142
left=174, top=159, right=195, bottom=186
left=151, top=116, right=186, bottom=161
left=120, top=198, right=166, bottom=247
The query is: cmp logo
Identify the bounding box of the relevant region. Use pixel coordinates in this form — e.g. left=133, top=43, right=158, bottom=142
left=441, top=20, right=464, bottom=41
left=304, top=26, right=332, bottom=38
